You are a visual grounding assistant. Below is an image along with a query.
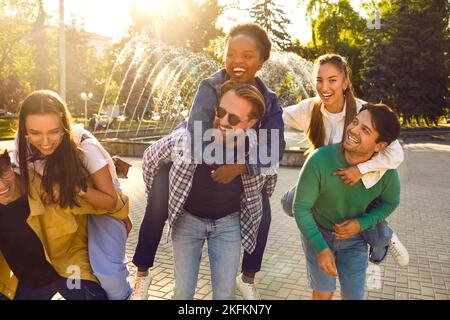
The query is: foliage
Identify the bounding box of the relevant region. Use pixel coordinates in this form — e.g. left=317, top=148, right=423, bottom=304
left=0, top=74, right=26, bottom=113
left=249, top=0, right=293, bottom=50
left=362, top=0, right=449, bottom=125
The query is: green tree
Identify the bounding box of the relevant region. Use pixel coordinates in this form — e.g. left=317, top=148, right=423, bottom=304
left=0, top=0, right=39, bottom=86
left=388, top=0, right=449, bottom=125
left=65, top=17, right=102, bottom=117
left=361, top=29, right=393, bottom=104
left=249, top=0, right=292, bottom=50
left=302, top=0, right=367, bottom=95
left=30, top=0, right=55, bottom=90
left=0, top=0, right=40, bottom=112
left=0, top=75, right=25, bottom=113
left=364, top=0, right=449, bottom=125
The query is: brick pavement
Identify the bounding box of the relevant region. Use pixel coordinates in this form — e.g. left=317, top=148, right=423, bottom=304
left=119, top=139, right=450, bottom=300
left=2, top=138, right=449, bottom=300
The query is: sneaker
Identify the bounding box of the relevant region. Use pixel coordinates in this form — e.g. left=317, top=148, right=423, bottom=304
left=389, top=233, right=409, bottom=267
left=236, top=273, right=261, bottom=300
left=130, top=271, right=153, bottom=300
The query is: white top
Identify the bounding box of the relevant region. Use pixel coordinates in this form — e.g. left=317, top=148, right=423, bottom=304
left=283, top=97, right=404, bottom=189
left=72, top=124, right=118, bottom=181
left=80, top=142, right=108, bottom=175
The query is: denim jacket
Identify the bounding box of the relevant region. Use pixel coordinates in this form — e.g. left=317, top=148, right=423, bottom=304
left=187, top=69, right=286, bottom=176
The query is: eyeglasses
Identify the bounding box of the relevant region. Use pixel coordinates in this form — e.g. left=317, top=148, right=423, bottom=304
left=26, top=128, right=65, bottom=143
left=215, top=106, right=248, bottom=126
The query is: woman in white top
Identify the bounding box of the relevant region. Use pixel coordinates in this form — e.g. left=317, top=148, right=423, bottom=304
left=282, top=53, right=409, bottom=266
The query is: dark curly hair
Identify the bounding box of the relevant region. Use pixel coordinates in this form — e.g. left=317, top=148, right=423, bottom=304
left=225, top=23, right=271, bottom=62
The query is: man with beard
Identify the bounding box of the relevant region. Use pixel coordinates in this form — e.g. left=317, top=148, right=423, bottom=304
left=139, top=80, right=276, bottom=299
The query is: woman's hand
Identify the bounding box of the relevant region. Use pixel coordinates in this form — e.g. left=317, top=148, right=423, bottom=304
left=122, top=216, right=133, bottom=237
left=332, top=166, right=362, bottom=185
left=211, top=164, right=247, bottom=184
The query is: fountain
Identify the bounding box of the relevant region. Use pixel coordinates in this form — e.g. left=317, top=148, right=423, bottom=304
left=95, top=35, right=315, bottom=166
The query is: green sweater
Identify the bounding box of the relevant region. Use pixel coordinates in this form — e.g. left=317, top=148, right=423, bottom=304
left=293, top=143, right=400, bottom=254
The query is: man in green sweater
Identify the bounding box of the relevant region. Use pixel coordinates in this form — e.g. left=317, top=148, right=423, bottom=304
left=293, top=103, right=401, bottom=300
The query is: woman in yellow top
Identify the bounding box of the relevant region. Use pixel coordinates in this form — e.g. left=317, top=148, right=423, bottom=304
left=0, top=147, right=128, bottom=300
left=4, top=90, right=130, bottom=299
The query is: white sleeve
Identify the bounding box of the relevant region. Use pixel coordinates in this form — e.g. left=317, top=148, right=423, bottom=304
left=12, top=133, right=19, bottom=166
left=282, top=99, right=313, bottom=132
left=80, top=143, right=109, bottom=175
left=357, top=139, right=404, bottom=174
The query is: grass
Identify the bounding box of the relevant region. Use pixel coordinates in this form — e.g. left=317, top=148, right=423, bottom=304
left=0, top=117, right=16, bottom=139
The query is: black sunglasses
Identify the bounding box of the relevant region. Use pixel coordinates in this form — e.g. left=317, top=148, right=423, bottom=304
left=215, top=106, right=247, bottom=126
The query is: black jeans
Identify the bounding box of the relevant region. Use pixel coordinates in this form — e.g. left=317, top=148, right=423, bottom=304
left=0, top=278, right=108, bottom=300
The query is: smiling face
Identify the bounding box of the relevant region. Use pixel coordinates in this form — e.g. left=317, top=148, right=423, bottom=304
left=0, top=168, right=19, bottom=205
left=25, top=113, right=65, bottom=156
left=315, top=62, right=349, bottom=111
left=213, top=90, right=258, bottom=140
left=0, top=151, right=20, bottom=205
left=225, top=34, right=264, bottom=84
left=343, top=110, right=387, bottom=157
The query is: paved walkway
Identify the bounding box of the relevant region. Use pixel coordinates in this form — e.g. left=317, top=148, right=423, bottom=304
left=119, top=138, right=450, bottom=300
left=2, top=138, right=449, bottom=300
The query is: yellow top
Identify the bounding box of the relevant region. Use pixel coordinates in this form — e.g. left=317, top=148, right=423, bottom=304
left=0, top=171, right=129, bottom=299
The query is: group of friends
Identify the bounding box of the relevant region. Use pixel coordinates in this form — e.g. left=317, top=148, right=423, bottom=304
left=0, top=23, right=409, bottom=301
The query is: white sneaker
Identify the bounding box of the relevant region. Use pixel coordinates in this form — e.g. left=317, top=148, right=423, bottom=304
left=236, top=273, right=261, bottom=300
left=389, top=233, right=409, bottom=267
left=130, top=272, right=153, bottom=300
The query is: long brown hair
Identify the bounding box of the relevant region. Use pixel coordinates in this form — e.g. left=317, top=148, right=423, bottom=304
left=17, top=90, right=88, bottom=208
left=307, top=54, right=357, bottom=152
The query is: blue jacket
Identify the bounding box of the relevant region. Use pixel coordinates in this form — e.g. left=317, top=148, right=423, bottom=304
left=187, top=69, right=285, bottom=176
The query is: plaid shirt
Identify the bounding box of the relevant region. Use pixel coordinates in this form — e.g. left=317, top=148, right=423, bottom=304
left=142, top=128, right=277, bottom=254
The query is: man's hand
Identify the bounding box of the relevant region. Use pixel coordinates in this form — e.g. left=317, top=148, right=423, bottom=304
left=332, top=166, right=362, bottom=185
left=333, top=219, right=361, bottom=240
left=211, top=164, right=247, bottom=184
left=122, top=216, right=133, bottom=237
left=317, top=248, right=337, bottom=277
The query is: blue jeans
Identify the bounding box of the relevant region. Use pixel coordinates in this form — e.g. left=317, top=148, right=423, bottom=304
left=88, top=215, right=131, bottom=300
left=302, top=225, right=368, bottom=300
left=171, top=211, right=241, bottom=300
left=0, top=278, right=108, bottom=300
left=133, top=163, right=272, bottom=274
left=87, top=180, right=132, bottom=300
left=281, top=185, right=392, bottom=263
